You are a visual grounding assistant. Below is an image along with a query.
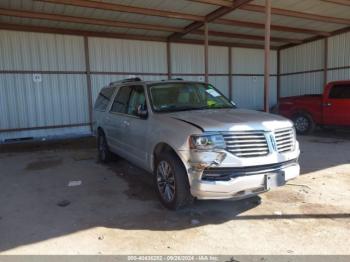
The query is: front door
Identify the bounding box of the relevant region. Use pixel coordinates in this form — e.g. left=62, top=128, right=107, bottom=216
left=122, top=85, right=149, bottom=169
left=323, top=83, right=350, bottom=126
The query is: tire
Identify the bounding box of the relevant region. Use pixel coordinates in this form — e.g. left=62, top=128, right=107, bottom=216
left=97, top=130, right=112, bottom=163
left=154, top=152, right=194, bottom=210
left=293, top=113, right=315, bottom=135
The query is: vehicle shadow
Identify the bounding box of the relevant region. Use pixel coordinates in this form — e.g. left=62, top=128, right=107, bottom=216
left=0, top=130, right=350, bottom=253
left=0, top=146, right=261, bottom=252
left=297, top=128, right=350, bottom=175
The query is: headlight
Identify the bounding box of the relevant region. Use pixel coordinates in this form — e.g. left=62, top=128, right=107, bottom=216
left=189, top=133, right=226, bottom=150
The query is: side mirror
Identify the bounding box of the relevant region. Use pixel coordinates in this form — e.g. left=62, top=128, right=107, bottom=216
left=137, top=104, right=148, bottom=119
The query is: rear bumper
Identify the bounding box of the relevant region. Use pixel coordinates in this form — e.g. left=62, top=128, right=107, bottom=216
left=190, top=161, right=300, bottom=200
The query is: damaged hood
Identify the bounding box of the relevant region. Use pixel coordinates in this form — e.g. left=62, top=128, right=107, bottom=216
left=168, top=108, right=293, bottom=132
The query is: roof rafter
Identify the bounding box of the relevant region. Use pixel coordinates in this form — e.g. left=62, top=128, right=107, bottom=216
left=215, top=19, right=331, bottom=36
left=191, top=0, right=234, bottom=7
left=279, top=26, right=350, bottom=50
left=0, top=22, right=279, bottom=50
left=0, top=8, right=183, bottom=33
left=241, top=4, right=350, bottom=25
left=35, top=0, right=204, bottom=21
left=0, top=22, right=167, bottom=42
left=0, top=7, right=298, bottom=45
left=192, top=0, right=350, bottom=25
left=169, top=0, right=254, bottom=40
left=35, top=0, right=331, bottom=37
left=321, top=0, right=350, bottom=7
left=192, top=30, right=302, bottom=44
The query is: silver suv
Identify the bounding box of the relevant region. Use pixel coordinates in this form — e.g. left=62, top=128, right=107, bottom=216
left=93, top=78, right=300, bottom=209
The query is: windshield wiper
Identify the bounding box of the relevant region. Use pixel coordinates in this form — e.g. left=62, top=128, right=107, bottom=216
left=192, top=105, right=234, bottom=110
left=156, top=106, right=205, bottom=112
left=157, top=105, right=234, bottom=113
left=211, top=105, right=235, bottom=109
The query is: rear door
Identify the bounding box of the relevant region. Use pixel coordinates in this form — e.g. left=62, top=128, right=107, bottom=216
left=104, top=85, right=132, bottom=155
left=93, top=86, right=115, bottom=134
left=323, top=83, right=350, bottom=126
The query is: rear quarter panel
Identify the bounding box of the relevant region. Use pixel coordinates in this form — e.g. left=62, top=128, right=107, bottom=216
left=92, top=110, right=105, bottom=136
left=278, top=96, right=323, bottom=124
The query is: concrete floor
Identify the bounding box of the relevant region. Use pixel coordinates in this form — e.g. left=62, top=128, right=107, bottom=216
left=0, top=131, right=350, bottom=255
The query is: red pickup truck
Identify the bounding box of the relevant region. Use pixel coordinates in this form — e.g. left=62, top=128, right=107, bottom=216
left=277, top=80, right=350, bottom=134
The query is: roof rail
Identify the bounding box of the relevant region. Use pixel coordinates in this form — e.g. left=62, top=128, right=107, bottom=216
left=109, top=77, right=142, bottom=86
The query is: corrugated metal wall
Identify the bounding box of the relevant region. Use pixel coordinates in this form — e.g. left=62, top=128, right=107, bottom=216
left=0, top=31, right=86, bottom=71
left=171, top=44, right=277, bottom=109
left=171, top=43, right=205, bottom=74
left=170, top=43, right=208, bottom=90
left=1, top=30, right=283, bottom=142
left=0, top=30, right=90, bottom=142
left=209, top=46, right=229, bottom=97
left=280, top=39, right=325, bottom=97
left=171, top=44, right=230, bottom=97
left=89, top=38, right=167, bottom=73
left=280, top=32, right=350, bottom=97
left=328, top=32, right=350, bottom=81
left=232, top=48, right=277, bottom=110
left=88, top=37, right=168, bottom=102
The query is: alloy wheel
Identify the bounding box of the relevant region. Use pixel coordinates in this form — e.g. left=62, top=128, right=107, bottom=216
left=156, top=160, right=176, bottom=203
left=295, top=116, right=309, bottom=133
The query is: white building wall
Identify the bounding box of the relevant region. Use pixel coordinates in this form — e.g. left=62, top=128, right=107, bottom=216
left=0, top=30, right=90, bottom=142
left=280, top=32, right=350, bottom=97
left=0, top=31, right=85, bottom=71
left=1, top=30, right=283, bottom=142
left=168, top=44, right=231, bottom=96
left=231, top=48, right=277, bottom=110
left=209, top=76, right=230, bottom=98
left=209, top=46, right=229, bottom=74
left=88, top=37, right=168, bottom=103
left=327, top=31, right=350, bottom=81
left=88, top=37, right=167, bottom=73
left=280, top=39, right=325, bottom=97
left=171, top=43, right=204, bottom=74
left=280, top=40, right=325, bottom=74
left=232, top=76, right=277, bottom=110
left=209, top=46, right=229, bottom=97
left=232, top=48, right=277, bottom=75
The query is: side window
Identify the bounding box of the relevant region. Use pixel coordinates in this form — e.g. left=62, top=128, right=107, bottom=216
left=329, top=85, right=350, bottom=99
left=110, top=86, right=132, bottom=113
left=127, top=86, right=146, bottom=116
left=94, top=87, right=115, bottom=111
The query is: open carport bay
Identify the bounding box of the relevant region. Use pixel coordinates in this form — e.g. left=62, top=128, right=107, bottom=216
left=0, top=132, right=349, bottom=255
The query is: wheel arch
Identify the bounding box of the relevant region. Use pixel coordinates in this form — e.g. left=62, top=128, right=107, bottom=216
left=291, top=109, right=314, bottom=121
left=152, top=142, right=186, bottom=173
left=97, top=126, right=105, bottom=135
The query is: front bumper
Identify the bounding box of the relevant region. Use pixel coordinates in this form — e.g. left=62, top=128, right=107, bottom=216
left=189, top=161, right=300, bottom=200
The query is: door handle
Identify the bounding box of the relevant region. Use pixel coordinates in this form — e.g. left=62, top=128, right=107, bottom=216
left=123, top=120, right=130, bottom=127
left=323, top=102, right=332, bottom=107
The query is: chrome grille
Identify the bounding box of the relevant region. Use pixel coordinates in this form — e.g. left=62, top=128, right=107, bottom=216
left=274, top=128, right=295, bottom=153
left=222, top=132, right=269, bottom=158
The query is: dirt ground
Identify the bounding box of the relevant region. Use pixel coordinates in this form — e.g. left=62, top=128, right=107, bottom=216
left=0, top=130, right=349, bottom=255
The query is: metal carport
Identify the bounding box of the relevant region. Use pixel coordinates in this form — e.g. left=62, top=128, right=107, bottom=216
left=0, top=0, right=349, bottom=142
